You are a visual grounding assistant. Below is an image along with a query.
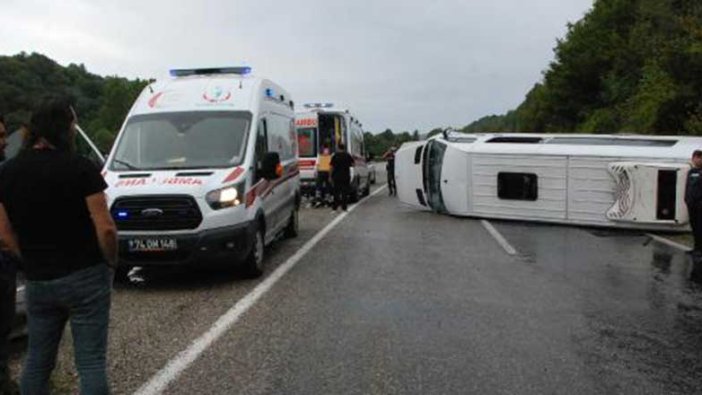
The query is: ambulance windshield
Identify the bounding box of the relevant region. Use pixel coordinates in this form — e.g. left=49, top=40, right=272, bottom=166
left=110, top=111, right=251, bottom=171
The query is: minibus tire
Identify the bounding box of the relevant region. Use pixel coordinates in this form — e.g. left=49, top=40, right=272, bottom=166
left=284, top=207, right=299, bottom=238
left=241, top=227, right=265, bottom=278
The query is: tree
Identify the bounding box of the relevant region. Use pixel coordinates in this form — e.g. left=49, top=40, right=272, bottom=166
left=462, top=0, right=702, bottom=135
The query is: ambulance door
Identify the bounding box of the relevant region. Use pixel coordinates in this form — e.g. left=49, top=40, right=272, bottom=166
left=255, top=117, right=278, bottom=240
left=440, top=144, right=470, bottom=215
left=396, top=142, right=429, bottom=210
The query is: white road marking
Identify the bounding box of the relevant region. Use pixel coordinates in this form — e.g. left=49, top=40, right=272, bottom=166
left=645, top=233, right=692, bottom=252
left=481, top=220, right=518, bottom=256
left=134, top=185, right=388, bottom=395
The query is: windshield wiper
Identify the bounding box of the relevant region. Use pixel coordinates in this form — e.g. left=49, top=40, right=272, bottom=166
left=112, top=159, right=140, bottom=170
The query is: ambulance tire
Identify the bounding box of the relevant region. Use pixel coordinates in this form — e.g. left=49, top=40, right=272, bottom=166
left=284, top=207, right=299, bottom=238
left=363, top=177, right=371, bottom=197
left=349, top=179, right=360, bottom=203
left=113, top=265, right=130, bottom=283
left=241, top=225, right=265, bottom=278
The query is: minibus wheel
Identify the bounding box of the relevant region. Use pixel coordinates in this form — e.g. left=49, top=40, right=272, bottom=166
left=242, top=227, right=265, bottom=278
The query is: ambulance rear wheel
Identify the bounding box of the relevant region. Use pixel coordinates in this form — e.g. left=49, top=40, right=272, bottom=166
left=284, top=207, right=299, bottom=238
left=349, top=180, right=360, bottom=203
left=242, top=227, right=264, bottom=278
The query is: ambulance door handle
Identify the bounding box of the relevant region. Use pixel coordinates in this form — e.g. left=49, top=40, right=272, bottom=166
left=443, top=180, right=448, bottom=184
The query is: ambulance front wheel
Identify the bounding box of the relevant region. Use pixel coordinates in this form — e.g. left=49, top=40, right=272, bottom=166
left=241, top=225, right=265, bottom=278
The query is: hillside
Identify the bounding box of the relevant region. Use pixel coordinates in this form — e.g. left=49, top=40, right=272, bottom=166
left=0, top=52, right=147, bottom=152
left=463, top=0, right=702, bottom=135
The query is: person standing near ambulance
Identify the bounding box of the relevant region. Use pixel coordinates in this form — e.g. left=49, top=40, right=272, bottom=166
left=0, top=114, right=19, bottom=395
left=330, top=143, right=354, bottom=211
left=315, top=143, right=332, bottom=207
left=0, top=97, right=118, bottom=394
left=383, top=146, right=397, bottom=196
left=686, top=150, right=702, bottom=255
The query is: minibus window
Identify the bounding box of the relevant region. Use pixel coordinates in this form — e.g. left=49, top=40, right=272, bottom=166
left=110, top=111, right=252, bottom=171
left=497, top=173, right=538, bottom=201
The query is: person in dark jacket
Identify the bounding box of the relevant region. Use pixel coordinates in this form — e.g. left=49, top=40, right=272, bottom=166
left=685, top=150, right=702, bottom=255
left=0, top=97, right=118, bottom=395
left=0, top=114, right=19, bottom=395
left=383, top=146, right=397, bottom=196
left=330, top=143, right=355, bottom=211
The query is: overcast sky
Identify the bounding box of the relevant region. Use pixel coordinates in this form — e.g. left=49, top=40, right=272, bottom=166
left=0, top=0, right=593, bottom=133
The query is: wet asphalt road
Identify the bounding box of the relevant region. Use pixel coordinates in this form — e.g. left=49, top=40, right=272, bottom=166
left=9, top=169, right=702, bottom=394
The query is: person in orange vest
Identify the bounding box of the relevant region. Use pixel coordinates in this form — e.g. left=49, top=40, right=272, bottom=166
left=314, top=143, right=333, bottom=207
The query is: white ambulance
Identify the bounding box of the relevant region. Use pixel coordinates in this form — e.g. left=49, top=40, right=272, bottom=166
left=104, top=67, right=300, bottom=277
left=295, top=103, right=371, bottom=201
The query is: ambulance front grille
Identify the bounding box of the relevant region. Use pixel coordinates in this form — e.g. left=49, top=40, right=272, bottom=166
left=111, top=195, right=203, bottom=231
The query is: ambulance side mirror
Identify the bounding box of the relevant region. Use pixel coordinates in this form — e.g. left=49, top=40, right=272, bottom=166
left=260, top=152, right=282, bottom=180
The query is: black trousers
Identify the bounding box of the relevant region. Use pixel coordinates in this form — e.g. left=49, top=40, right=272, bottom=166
left=332, top=178, right=350, bottom=210
left=0, top=260, right=16, bottom=378
left=688, top=203, right=702, bottom=251
left=387, top=166, right=396, bottom=195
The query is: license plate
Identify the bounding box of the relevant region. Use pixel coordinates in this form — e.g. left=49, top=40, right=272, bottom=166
left=128, top=238, right=178, bottom=252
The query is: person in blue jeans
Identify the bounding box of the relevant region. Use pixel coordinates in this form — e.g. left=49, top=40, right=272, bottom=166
left=0, top=96, right=118, bottom=395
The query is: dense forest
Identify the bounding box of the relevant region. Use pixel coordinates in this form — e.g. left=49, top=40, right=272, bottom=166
left=5, top=0, right=698, bottom=161
left=463, top=0, right=702, bottom=135
left=0, top=52, right=148, bottom=153
left=0, top=52, right=422, bottom=157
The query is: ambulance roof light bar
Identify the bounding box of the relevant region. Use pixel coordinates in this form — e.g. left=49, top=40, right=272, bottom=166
left=303, top=103, right=334, bottom=109
left=169, top=67, right=252, bottom=77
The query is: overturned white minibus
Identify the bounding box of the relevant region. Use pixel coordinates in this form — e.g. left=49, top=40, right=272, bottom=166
left=396, top=132, right=702, bottom=231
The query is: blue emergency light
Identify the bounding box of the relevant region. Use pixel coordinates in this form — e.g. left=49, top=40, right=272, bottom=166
left=169, top=67, right=252, bottom=77
left=116, top=211, right=129, bottom=219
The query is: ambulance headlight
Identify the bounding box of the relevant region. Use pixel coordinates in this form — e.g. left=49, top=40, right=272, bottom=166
left=206, top=183, right=244, bottom=210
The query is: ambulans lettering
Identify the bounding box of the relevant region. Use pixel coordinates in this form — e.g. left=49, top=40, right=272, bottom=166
left=160, top=177, right=203, bottom=186
left=114, top=177, right=203, bottom=187
left=115, top=178, right=148, bottom=187
left=295, top=118, right=317, bottom=127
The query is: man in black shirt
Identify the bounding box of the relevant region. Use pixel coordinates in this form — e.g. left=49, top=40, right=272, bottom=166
left=330, top=143, right=355, bottom=211
left=686, top=150, right=702, bottom=255
left=0, top=97, right=117, bottom=394
left=383, top=146, right=397, bottom=196
left=0, top=114, right=19, bottom=395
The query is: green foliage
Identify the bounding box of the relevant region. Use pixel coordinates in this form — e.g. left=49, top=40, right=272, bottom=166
left=364, top=129, right=417, bottom=159
left=0, top=52, right=147, bottom=153
left=462, top=0, right=702, bottom=135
